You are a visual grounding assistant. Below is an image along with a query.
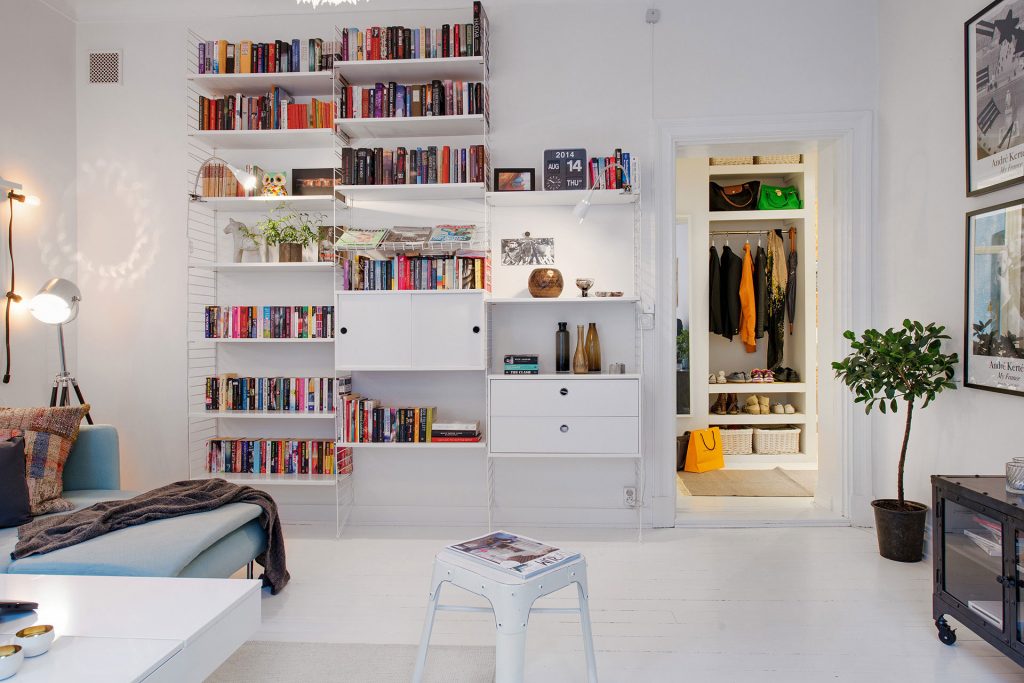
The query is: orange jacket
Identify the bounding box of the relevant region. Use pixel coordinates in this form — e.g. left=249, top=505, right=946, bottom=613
left=739, top=243, right=757, bottom=352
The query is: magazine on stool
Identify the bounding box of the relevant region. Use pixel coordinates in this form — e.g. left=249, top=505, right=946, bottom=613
left=447, top=531, right=580, bottom=578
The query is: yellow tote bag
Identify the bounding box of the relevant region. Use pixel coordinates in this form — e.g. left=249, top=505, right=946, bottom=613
left=684, top=427, right=725, bottom=473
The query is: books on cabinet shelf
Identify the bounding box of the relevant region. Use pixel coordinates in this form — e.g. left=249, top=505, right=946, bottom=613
left=339, top=145, right=486, bottom=186
left=336, top=251, right=489, bottom=291
left=198, top=38, right=339, bottom=75
left=336, top=80, right=485, bottom=120
left=334, top=3, right=486, bottom=62
left=197, top=87, right=333, bottom=131
left=339, top=392, right=482, bottom=444
left=207, top=438, right=351, bottom=476
left=204, top=305, right=334, bottom=339
left=205, top=376, right=336, bottom=414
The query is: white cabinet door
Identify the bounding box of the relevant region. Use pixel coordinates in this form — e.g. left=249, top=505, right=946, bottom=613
left=410, top=293, right=484, bottom=369
left=490, top=416, right=639, bottom=454
left=336, top=294, right=411, bottom=369
left=490, top=379, right=639, bottom=417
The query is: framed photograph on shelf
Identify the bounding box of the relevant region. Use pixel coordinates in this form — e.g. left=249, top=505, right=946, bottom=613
left=965, top=199, right=1024, bottom=397
left=965, top=0, right=1024, bottom=195
left=493, top=168, right=535, bottom=192
left=292, top=168, right=338, bottom=196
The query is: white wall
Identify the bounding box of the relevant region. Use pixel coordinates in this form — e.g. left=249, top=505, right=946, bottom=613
left=876, top=0, right=1020, bottom=507
left=0, top=0, right=77, bottom=408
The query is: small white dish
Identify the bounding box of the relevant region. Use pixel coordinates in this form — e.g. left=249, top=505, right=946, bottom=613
left=15, top=624, right=55, bottom=657
left=0, top=645, right=24, bottom=680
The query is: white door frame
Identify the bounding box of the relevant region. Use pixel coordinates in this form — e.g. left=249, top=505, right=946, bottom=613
left=650, top=111, right=875, bottom=528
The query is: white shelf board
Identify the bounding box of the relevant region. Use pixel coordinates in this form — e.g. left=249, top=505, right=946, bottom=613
left=193, top=338, right=334, bottom=344
left=189, top=128, right=337, bottom=150
left=708, top=413, right=808, bottom=425
left=334, top=56, right=485, bottom=84
left=189, top=71, right=334, bottom=96
left=486, top=189, right=638, bottom=207
left=190, top=195, right=340, bottom=211
left=339, top=441, right=486, bottom=449
left=189, top=411, right=335, bottom=420
left=338, top=365, right=486, bottom=372
left=336, top=289, right=487, bottom=296
left=487, top=373, right=640, bottom=380
left=722, top=452, right=817, bottom=467
left=335, top=114, right=485, bottom=139
left=488, top=452, right=642, bottom=459
left=190, top=262, right=333, bottom=272
left=208, top=473, right=339, bottom=486
left=487, top=296, right=638, bottom=304
left=709, top=382, right=807, bottom=394
left=708, top=163, right=805, bottom=178
left=334, top=182, right=485, bottom=201
left=709, top=209, right=807, bottom=222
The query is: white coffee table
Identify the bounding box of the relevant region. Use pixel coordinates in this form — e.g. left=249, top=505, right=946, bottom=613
left=0, top=574, right=261, bottom=682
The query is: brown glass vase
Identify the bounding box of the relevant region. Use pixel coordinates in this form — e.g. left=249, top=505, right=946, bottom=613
left=585, top=322, right=601, bottom=372
left=528, top=268, right=563, bottom=298
left=573, top=324, right=589, bottom=374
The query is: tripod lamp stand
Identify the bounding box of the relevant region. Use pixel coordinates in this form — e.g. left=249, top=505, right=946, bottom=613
left=28, top=278, right=92, bottom=425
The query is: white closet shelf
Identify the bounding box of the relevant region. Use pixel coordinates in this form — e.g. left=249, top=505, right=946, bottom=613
left=189, top=128, right=338, bottom=149
left=486, top=189, right=638, bottom=207
left=188, top=71, right=334, bottom=96
left=709, top=209, right=807, bottom=222
left=708, top=413, right=808, bottom=425
left=338, top=441, right=486, bottom=449
left=487, top=373, right=640, bottom=380
left=189, top=411, right=335, bottom=420
left=189, top=262, right=333, bottom=272
left=708, top=163, right=805, bottom=178
left=488, top=452, right=642, bottom=459
left=335, top=114, right=486, bottom=139
left=190, top=196, right=339, bottom=211
left=487, top=296, right=638, bottom=304
left=337, top=365, right=486, bottom=372
left=334, top=56, right=485, bottom=84
left=208, top=473, right=341, bottom=486
left=334, top=182, right=485, bottom=201
left=708, top=382, right=807, bottom=394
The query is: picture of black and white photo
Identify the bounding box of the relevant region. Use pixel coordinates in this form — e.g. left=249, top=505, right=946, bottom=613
left=501, top=236, right=554, bottom=266
left=967, top=0, right=1024, bottom=194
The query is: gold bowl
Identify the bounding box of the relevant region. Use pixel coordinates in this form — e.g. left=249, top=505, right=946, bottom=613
left=15, top=624, right=55, bottom=657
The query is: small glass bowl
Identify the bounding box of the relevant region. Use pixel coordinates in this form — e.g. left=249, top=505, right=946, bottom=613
left=1007, top=459, right=1024, bottom=494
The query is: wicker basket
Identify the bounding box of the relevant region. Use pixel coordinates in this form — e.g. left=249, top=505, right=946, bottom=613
left=753, top=426, right=801, bottom=454
left=754, top=154, right=802, bottom=165
left=710, top=155, right=754, bottom=166
left=720, top=427, right=753, bottom=455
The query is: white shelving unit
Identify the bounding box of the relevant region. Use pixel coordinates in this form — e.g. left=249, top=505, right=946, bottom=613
left=333, top=55, right=485, bottom=84
left=334, top=182, right=485, bottom=202
left=190, top=196, right=338, bottom=212
left=485, top=189, right=637, bottom=207
left=189, top=128, right=339, bottom=150
left=334, top=113, right=485, bottom=139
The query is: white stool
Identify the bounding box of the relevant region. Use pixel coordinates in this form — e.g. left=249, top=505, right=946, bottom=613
left=412, top=550, right=598, bottom=683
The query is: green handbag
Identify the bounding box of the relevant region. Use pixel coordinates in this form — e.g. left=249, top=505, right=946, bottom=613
left=757, top=185, right=802, bottom=210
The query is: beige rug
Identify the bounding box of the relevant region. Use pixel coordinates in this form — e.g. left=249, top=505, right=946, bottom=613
left=678, top=467, right=815, bottom=497
left=207, top=642, right=495, bottom=682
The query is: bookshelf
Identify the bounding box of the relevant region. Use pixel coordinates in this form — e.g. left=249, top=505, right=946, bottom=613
left=334, top=182, right=485, bottom=202
left=334, top=113, right=486, bottom=139
left=333, top=55, right=485, bottom=84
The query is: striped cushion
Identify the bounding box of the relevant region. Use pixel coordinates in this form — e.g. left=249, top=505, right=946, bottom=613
left=0, top=406, right=90, bottom=515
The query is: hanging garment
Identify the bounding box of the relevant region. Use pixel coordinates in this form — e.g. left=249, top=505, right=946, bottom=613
left=754, top=245, right=767, bottom=339
left=709, top=246, right=722, bottom=335
left=739, top=243, right=757, bottom=353
left=765, top=231, right=788, bottom=369
left=719, top=246, right=742, bottom=340
left=786, top=248, right=798, bottom=334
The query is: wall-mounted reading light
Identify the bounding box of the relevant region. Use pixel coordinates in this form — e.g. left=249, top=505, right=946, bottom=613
left=189, top=157, right=257, bottom=201
left=572, top=162, right=631, bottom=224
left=0, top=175, right=39, bottom=384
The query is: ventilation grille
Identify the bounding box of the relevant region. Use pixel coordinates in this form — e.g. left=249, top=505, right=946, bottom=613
left=88, top=52, right=121, bottom=85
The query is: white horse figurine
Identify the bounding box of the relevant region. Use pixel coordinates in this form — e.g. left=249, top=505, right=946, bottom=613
left=223, top=217, right=264, bottom=263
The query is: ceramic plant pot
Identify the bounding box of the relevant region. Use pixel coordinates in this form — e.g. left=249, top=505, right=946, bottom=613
left=528, top=268, right=564, bottom=298
left=278, top=243, right=303, bottom=263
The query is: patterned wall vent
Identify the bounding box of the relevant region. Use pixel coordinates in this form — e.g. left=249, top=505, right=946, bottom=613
left=88, top=52, right=122, bottom=85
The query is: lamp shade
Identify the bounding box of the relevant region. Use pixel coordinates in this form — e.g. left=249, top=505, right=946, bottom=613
left=229, top=164, right=258, bottom=192
left=29, top=278, right=81, bottom=325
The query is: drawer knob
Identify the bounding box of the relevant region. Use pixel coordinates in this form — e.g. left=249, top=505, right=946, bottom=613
left=559, top=388, right=568, bottom=396
left=339, top=326, right=348, bottom=335
left=472, top=325, right=480, bottom=334
left=560, top=424, right=569, bottom=433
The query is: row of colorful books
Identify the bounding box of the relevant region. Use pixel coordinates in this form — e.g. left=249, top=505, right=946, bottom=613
left=338, top=145, right=486, bottom=186
left=197, top=38, right=338, bottom=74
left=340, top=394, right=482, bottom=443
left=590, top=150, right=637, bottom=190
left=336, top=252, right=489, bottom=292
left=337, top=81, right=485, bottom=119
left=334, top=4, right=486, bottom=62
left=198, top=162, right=266, bottom=198
left=203, top=305, right=335, bottom=339
left=197, top=90, right=333, bottom=131
left=206, top=438, right=352, bottom=476
left=204, top=376, right=336, bottom=413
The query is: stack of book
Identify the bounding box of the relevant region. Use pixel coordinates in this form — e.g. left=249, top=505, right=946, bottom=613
left=334, top=4, right=486, bottom=62
left=337, top=81, right=485, bottom=119
left=588, top=149, right=638, bottom=190
left=204, top=305, right=335, bottom=339
left=503, top=354, right=539, bottom=375
left=340, top=394, right=436, bottom=443
left=431, top=421, right=481, bottom=443
left=197, top=38, right=339, bottom=74
left=204, top=376, right=335, bottom=413
left=199, top=162, right=266, bottom=198
left=338, top=145, right=486, bottom=186
left=198, top=88, right=334, bottom=131
left=447, top=530, right=579, bottom=578
left=284, top=99, right=334, bottom=129
left=206, top=438, right=349, bottom=476
left=335, top=252, right=489, bottom=291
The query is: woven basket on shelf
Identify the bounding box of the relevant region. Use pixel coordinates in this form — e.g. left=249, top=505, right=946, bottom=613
left=710, top=155, right=754, bottom=166
left=754, top=154, right=802, bottom=165
left=720, top=427, right=753, bottom=455
left=753, top=426, right=801, bottom=454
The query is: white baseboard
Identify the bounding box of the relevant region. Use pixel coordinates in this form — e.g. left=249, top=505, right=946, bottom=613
left=278, top=503, right=644, bottom=528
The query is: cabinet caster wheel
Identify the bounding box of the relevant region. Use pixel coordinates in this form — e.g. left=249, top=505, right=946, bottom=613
left=936, top=618, right=957, bottom=645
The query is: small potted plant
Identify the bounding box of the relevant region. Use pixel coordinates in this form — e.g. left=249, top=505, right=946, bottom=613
left=251, top=207, right=322, bottom=263
left=676, top=321, right=689, bottom=371
left=832, top=320, right=958, bottom=562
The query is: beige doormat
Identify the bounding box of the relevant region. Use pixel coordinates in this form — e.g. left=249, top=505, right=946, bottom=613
left=207, top=642, right=495, bottom=683
left=678, top=467, right=815, bottom=497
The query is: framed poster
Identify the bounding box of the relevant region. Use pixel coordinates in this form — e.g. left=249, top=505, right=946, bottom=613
left=966, top=0, right=1024, bottom=195
left=965, top=199, right=1024, bottom=397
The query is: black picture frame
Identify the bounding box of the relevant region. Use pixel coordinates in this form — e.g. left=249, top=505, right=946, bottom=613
left=965, top=0, right=1024, bottom=196
left=964, top=198, right=1024, bottom=398
left=292, top=168, right=338, bottom=196
left=493, top=168, right=535, bottom=192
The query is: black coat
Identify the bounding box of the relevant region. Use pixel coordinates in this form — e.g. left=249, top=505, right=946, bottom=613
left=709, top=247, right=722, bottom=335
left=754, top=245, right=767, bottom=339
left=719, top=246, right=741, bottom=340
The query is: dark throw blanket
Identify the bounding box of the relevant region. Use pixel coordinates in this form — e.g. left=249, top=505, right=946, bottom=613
left=13, top=479, right=290, bottom=594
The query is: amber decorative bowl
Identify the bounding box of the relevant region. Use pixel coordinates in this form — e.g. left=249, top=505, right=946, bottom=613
left=528, top=268, right=564, bottom=298
left=0, top=645, right=23, bottom=679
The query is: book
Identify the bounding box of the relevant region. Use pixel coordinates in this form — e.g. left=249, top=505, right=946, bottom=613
left=504, top=369, right=540, bottom=375
left=338, top=146, right=485, bottom=186
left=503, top=364, right=539, bottom=371
left=447, top=531, right=579, bottom=578
left=504, top=354, right=538, bottom=364
left=340, top=394, right=439, bottom=443
left=203, top=305, right=334, bottom=339
left=335, top=80, right=484, bottom=120
left=429, top=225, right=475, bottom=242
left=335, top=228, right=388, bottom=249
left=430, top=436, right=482, bottom=443
left=384, top=226, right=433, bottom=244
left=964, top=529, right=1001, bottom=556
left=207, top=438, right=344, bottom=475
left=197, top=37, right=334, bottom=74
left=335, top=251, right=489, bottom=291
left=205, top=376, right=335, bottom=413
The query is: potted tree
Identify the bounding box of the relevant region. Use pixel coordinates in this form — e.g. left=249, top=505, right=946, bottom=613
left=832, top=320, right=958, bottom=562
left=250, top=207, right=322, bottom=263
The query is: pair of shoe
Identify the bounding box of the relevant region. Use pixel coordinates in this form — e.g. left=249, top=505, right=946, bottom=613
left=771, top=367, right=801, bottom=382
left=770, top=403, right=796, bottom=414
left=725, top=371, right=749, bottom=383
left=708, top=370, right=727, bottom=384
left=750, top=369, right=774, bottom=384
left=743, top=395, right=770, bottom=414
left=710, top=393, right=740, bottom=415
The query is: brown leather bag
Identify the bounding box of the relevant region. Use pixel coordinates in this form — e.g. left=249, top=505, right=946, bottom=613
left=709, top=181, right=761, bottom=211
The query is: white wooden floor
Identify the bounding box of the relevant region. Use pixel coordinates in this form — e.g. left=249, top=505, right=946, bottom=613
left=255, top=525, right=1024, bottom=681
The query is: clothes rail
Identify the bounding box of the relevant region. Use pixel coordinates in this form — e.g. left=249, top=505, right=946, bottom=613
left=711, top=228, right=797, bottom=236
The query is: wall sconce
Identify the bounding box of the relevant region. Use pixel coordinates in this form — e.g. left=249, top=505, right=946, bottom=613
left=1, top=175, right=40, bottom=384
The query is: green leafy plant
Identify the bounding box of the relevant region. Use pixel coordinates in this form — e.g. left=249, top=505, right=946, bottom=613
left=832, top=320, right=958, bottom=508
left=676, top=325, right=689, bottom=368
left=249, top=206, right=324, bottom=247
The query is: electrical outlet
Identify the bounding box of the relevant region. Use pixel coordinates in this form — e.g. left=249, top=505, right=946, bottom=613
left=623, top=486, right=637, bottom=507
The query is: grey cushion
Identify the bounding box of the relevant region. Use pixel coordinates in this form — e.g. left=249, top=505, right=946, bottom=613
left=0, top=437, right=30, bottom=528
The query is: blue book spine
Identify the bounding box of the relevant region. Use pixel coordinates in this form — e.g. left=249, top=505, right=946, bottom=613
left=198, top=43, right=206, bottom=74
left=623, top=152, right=631, bottom=186
left=291, top=39, right=300, bottom=72
left=263, top=306, right=271, bottom=338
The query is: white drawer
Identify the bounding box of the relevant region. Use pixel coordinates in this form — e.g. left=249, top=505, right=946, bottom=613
left=489, top=416, right=639, bottom=454
left=489, top=379, right=639, bottom=417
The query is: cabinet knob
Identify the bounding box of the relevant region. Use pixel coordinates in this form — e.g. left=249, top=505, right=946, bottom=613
left=560, top=424, right=569, bottom=433
left=339, top=327, right=348, bottom=335
left=472, top=326, right=480, bottom=334
left=559, top=388, right=568, bottom=396
left=998, top=575, right=1018, bottom=588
